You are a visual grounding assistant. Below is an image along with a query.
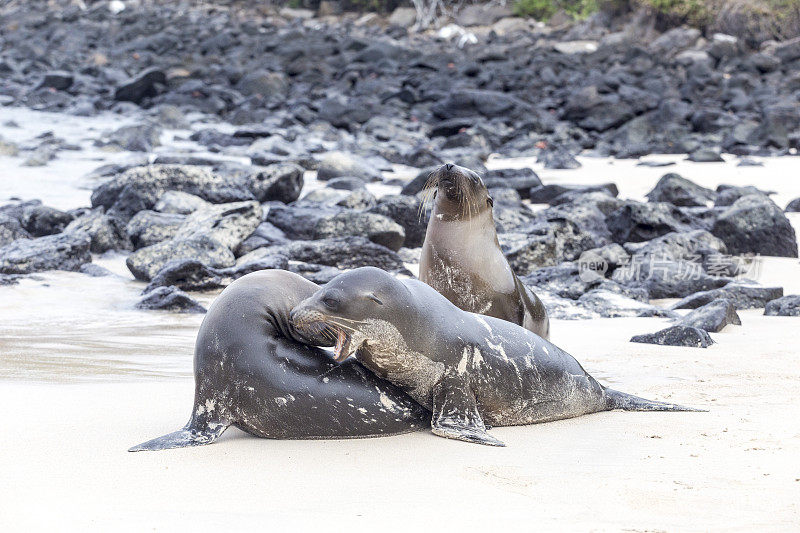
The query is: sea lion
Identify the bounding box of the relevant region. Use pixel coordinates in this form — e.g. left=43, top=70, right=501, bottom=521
left=129, top=270, right=428, bottom=451
left=291, top=267, right=702, bottom=447
left=419, top=163, right=550, bottom=339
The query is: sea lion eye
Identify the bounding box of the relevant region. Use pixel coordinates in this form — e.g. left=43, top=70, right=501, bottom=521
left=367, top=293, right=383, bottom=305
left=322, top=296, right=338, bottom=309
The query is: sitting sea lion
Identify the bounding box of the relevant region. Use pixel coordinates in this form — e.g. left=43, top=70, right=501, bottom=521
left=291, top=267, right=702, bottom=447
left=130, top=270, right=428, bottom=451
left=419, top=163, right=550, bottom=339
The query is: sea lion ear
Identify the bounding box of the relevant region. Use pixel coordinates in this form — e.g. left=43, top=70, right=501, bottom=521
left=486, top=195, right=494, bottom=207
left=432, top=190, right=437, bottom=199
left=367, top=293, right=383, bottom=305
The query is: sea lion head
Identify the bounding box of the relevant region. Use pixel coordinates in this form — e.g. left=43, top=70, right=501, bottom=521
left=290, top=267, right=409, bottom=362
left=422, top=163, right=493, bottom=220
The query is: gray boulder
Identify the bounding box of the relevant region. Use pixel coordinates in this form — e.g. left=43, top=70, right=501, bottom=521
left=314, top=212, right=406, bottom=251
left=64, top=209, right=131, bottom=253
left=671, top=283, right=784, bottom=310
left=126, top=201, right=261, bottom=280
left=126, top=211, right=186, bottom=249
left=606, top=201, right=696, bottom=243
left=317, top=152, right=382, bottom=182
left=91, top=165, right=255, bottom=221
left=239, top=236, right=408, bottom=273
left=154, top=191, right=209, bottom=215
left=246, top=163, right=304, bottom=203
left=764, top=295, right=800, bottom=316
left=367, top=195, right=429, bottom=248
left=0, top=231, right=91, bottom=274
left=630, top=325, right=713, bottom=348
left=677, top=299, right=741, bottom=332
left=145, top=256, right=289, bottom=292
left=711, top=194, right=798, bottom=257
left=645, top=173, right=716, bottom=207
left=136, top=286, right=206, bottom=313
left=0, top=213, right=31, bottom=246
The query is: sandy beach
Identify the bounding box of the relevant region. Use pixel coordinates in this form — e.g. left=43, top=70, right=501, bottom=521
left=2, top=305, right=799, bottom=531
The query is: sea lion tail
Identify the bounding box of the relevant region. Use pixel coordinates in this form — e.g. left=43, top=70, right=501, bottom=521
left=128, top=419, right=229, bottom=452
left=605, top=388, right=706, bottom=412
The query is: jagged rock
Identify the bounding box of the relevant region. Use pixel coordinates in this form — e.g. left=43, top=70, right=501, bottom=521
left=37, top=71, right=73, bottom=90
left=235, top=70, right=288, bottom=98
left=488, top=188, right=522, bottom=207
left=317, top=152, right=381, bottom=182
left=538, top=148, right=581, bottom=169
left=630, top=326, right=713, bottom=348
left=529, top=183, right=618, bottom=204
left=0, top=213, right=31, bottom=246
left=714, top=185, right=772, bottom=207
left=136, top=286, right=206, bottom=313
left=645, top=173, right=716, bottom=207
left=313, top=212, right=405, bottom=251
left=64, top=209, right=130, bottom=253
left=431, top=90, right=527, bottom=120
left=785, top=198, right=800, bottom=212
left=711, top=194, right=798, bottom=257
left=79, top=263, right=116, bottom=277
left=145, top=256, right=288, bottom=292
left=0, top=231, right=91, bottom=274
left=578, top=289, right=675, bottom=318
left=677, top=299, right=741, bottom=332
left=336, top=189, right=377, bottom=210
left=287, top=262, right=342, bottom=284
left=624, top=230, right=727, bottom=261
left=671, top=283, right=784, bottom=310
left=154, top=191, right=209, bottom=215
left=366, top=195, right=429, bottom=248
left=266, top=203, right=340, bottom=240
left=764, top=295, right=800, bottom=316
left=327, top=177, right=366, bottom=191
left=126, top=201, right=261, bottom=280
left=504, top=219, right=599, bottom=275
left=687, top=148, right=724, bottom=162
left=482, top=168, right=542, bottom=198
left=114, top=68, right=166, bottom=104
left=106, top=123, right=162, bottom=152
left=606, top=201, right=696, bottom=243
left=239, top=237, right=408, bottom=273
left=235, top=222, right=289, bottom=256
left=91, top=165, right=254, bottom=221
left=612, top=258, right=731, bottom=299
left=20, top=205, right=74, bottom=237
left=126, top=210, right=185, bottom=249
left=245, top=163, right=304, bottom=203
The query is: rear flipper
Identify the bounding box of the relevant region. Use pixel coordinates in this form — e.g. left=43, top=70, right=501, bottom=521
left=605, top=388, right=706, bottom=412
left=129, top=420, right=229, bottom=452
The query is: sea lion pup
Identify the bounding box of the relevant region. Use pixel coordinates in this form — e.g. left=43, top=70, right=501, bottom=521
left=419, top=163, right=550, bottom=339
left=291, top=267, right=702, bottom=447
left=129, top=270, right=428, bottom=452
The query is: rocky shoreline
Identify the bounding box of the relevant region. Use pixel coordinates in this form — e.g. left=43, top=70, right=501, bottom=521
left=2, top=1, right=800, bottom=348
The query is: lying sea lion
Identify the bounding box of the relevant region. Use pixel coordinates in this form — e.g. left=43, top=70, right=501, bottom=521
left=130, top=270, right=428, bottom=451
left=419, top=163, right=550, bottom=339
left=291, top=267, right=702, bottom=447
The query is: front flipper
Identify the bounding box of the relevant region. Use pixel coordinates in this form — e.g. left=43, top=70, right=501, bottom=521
left=430, top=372, right=505, bottom=447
